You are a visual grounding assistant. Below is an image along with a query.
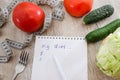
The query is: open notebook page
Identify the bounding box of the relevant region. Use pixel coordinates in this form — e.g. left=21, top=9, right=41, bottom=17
left=31, top=36, right=88, bottom=80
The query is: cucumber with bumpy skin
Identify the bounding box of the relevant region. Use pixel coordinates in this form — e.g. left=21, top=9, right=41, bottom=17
left=85, top=19, right=120, bottom=42
left=83, top=5, right=114, bottom=24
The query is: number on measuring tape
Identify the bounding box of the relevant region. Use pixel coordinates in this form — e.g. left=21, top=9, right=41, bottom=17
left=33, top=30, right=42, bottom=36
left=52, top=8, right=65, bottom=21
left=26, top=0, right=37, bottom=3
left=0, top=56, right=8, bottom=63
left=24, top=34, right=33, bottom=46
left=7, top=0, right=23, bottom=14
left=36, top=0, right=48, bottom=5
left=26, top=0, right=34, bottom=2
left=1, top=40, right=13, bottom=57
left=47, top=0, right=60, bottom=8
left=33, top=13, right=52, bottom=36
left=6, top=39, right=25, bottom=49
left=55, top=1, right=63, bottom=9
left=0, top=7, right=9, bottom=28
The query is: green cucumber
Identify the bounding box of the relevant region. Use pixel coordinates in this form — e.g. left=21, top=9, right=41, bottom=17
left=83, top=5, right=114, bottom=24
left=85, top=19, right=120, bottom=42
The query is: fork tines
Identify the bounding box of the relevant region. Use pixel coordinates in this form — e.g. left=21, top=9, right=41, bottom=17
left=19, top=51, right=29, bottom=66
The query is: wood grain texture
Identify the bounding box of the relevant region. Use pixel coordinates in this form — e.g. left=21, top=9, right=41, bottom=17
left=0, top=0, right=120, bottom=80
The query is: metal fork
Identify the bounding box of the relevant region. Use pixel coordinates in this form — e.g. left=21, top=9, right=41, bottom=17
left=12, top=51, right=29, bottom=80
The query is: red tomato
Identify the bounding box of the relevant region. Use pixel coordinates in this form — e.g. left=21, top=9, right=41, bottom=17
left=12, top=2, right=45, bottom=33
left=64, top=0, right=93, bottom=17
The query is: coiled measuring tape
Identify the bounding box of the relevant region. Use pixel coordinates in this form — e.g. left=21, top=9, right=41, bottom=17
left=0, top=7, right=9, bottom=27
left=0, top=34, right=33, bottom=63
left=52, top=7, right=65, bottom=21
left=36, top=0, right=48, bottom=5
left=0, top=0, right=64, bottom=62
left=0, top=56, right=8, bottom=63
left=6, top=38, right=26, bottom=49
left=7, top=0, right=23, bottom=14
left=47, top=0, right=60, bottom=8
left=0, top=40, right=13, bottom=63
left=24, top=34, right=33, bottom=46
left=1, top=40, right=13, bottom=57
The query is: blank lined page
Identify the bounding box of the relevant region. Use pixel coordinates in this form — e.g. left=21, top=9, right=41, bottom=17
left=31, top=36, right=88, bottom=80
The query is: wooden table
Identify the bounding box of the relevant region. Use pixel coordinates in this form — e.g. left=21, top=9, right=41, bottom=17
left=0, top=0, right=119, bottom=80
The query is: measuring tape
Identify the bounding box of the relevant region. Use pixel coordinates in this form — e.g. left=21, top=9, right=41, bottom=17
left=0, top=7, right=9, bottom=27
left=0, top=0, right=64, bottom=63
left=0, top=40, right=13, bottom=63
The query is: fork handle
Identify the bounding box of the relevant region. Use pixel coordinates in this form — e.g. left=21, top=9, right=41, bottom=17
left=12, top=73, right=18, bottom=80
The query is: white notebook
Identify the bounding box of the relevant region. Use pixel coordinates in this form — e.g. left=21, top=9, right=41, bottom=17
left=31, top=36, right=88, bottom=80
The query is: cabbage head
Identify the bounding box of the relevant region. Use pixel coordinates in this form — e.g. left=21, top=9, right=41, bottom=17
left=97, top=27, right=120, bottom=77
